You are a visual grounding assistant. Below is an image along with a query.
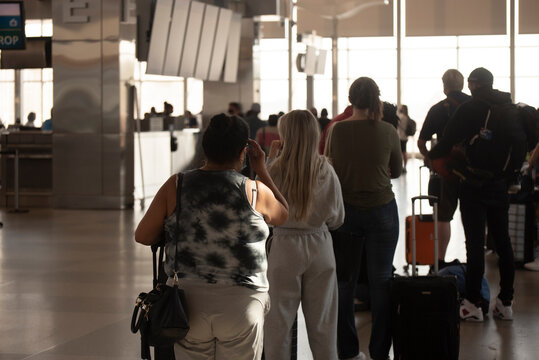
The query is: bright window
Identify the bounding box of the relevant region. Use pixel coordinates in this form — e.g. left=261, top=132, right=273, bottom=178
left=257, top=38, right=308, bottom=119
left=401, top=34, right=510, bottom=141
left=515, top=34, right=539, bottom=106
left=135, top=62, right=185, bottom=117
left=0, top=19, right=54, bottom=126
left=334, top=36, right=398, bottom=116
left=0, top=82, right=15, bottom=127
left=186, top=78, right=203, bottom=115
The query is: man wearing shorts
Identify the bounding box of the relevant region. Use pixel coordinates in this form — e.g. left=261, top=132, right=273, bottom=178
left=417, top=69, right=471, bottom=267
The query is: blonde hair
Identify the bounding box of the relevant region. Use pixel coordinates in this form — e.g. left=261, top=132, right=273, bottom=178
left=442, top=69, right=464, bottom=92
left=268, top=110, right=325, bottom=221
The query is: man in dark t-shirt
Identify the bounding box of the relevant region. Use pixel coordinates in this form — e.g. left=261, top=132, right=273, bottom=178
left=417, top=69, right=471, bottom=268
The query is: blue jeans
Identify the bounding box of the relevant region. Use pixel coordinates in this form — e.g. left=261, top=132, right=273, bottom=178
left=332, top=199, right=399, bottom=360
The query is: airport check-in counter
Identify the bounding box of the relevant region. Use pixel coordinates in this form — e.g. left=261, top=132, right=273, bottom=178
left=0, top=127, right=202, bottom=208
left=0, top=131, right=53, bottom=208
left=134, top=128, right=203, bottom=203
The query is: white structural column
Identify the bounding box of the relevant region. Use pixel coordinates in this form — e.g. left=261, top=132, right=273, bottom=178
left=287, top=0, right=295, bottom=111
left=332, top=17, right=338, bottom=117
left=396, top=0, right=402, bottom=107
left=510, top=0, right=516, bottom=102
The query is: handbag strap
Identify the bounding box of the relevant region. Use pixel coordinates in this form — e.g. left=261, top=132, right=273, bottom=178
left=152, top=246, right=158, bottom=289
left=151, top=236, right=166, bottom=288
left=173, top=173, right=184, bottom=282
left=176, top=173, right=183, bottom=227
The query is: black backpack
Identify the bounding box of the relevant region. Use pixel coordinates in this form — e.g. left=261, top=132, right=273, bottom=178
left=465, top=101, right=527, bottom=180
left=382, top=102, right=399, bottom=129
left=405, top=118, right=417, bottom=137
left=516, top=103, right=539, bottom=151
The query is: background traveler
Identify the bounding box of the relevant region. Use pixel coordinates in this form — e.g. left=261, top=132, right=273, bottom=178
left=245, top=103, right=264, bottom=139
left=418, top=69, right=471, bottom=268
left=264, top=109, right=345, bottom=360
left=318, top=108, right=331, bottom=131
left=326, top=77, right=402, bottom=360
left=256, top=114, right=280, bottom=155
left=25, top=112, right=36, bottom=127
left=427, top=67, right=527, bottom=322
left=397, top=104, right=414, bottom=173
left=42, top=108, right=53, bottom=131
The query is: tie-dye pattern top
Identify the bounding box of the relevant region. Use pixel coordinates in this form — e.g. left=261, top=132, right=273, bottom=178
left=164, top=169, right=270, bottom=291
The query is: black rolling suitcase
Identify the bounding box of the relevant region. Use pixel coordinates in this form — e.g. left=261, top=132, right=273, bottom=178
left=392, top=195, right=460, bottom=360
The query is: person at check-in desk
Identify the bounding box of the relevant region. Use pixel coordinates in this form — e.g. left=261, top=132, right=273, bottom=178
left=135, top=113, right=288, bottom=360
left=25, top=112, right=36, bottom=127
left=42, top=108, right=53, bottom=131
left=162, top=101, right=176, bottom=130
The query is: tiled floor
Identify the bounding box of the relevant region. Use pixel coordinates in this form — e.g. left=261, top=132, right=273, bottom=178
left=0, top=159, right=538, bottom=359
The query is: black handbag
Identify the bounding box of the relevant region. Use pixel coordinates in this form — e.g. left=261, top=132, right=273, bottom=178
left=131, top=173, right=190, bottom=360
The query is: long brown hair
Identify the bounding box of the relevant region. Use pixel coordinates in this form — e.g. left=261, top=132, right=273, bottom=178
left=268, top=110, right=325, bottom=221
left=348, top=77, right=382, bottom=121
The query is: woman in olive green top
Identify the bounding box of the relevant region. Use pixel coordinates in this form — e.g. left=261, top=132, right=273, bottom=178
left=325, top=77, right=402, bottom=360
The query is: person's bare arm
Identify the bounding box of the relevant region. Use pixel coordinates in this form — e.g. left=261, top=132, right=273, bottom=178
left=253, top=181, right=289, bottom=225
left=247, top=139, right=289, bottom=225
left=135, top=175, right=176, bottom=245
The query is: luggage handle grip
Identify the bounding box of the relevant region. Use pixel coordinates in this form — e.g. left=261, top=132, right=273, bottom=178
left=412, top=195, right=439, bottom=203
left=411, top=196, right=439, bottom=276
left=418, top=165, right=434, bottom=214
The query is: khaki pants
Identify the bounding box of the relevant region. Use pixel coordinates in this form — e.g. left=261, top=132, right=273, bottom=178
left=174, top=281, right=270, bottom=360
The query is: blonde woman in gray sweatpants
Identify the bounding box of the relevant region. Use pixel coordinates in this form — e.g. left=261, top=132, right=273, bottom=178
left=264, top=110, right=345, bottom=360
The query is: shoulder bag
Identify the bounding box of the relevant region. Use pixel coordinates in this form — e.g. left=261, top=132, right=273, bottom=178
left=131, top=173, right=190, bottom=360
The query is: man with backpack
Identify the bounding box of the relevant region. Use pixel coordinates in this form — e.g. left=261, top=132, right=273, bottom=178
left=427, top=67, right=527, bottom=322
left=418, top=69, right=471, bottom=269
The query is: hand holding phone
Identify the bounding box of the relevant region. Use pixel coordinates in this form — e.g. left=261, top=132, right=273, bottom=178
left=247, top=139, right=266, bottom=174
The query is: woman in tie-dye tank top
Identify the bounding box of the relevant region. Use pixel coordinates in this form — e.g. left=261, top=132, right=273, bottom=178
left=136, top=113, right=288, bottom=360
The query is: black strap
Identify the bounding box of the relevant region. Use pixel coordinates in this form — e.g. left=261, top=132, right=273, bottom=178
left=152, top=247, right=158, bottom=289
left=173, top=173, right=184, bottom=277
left=131, top=306, right=141, bottom=333
left=141, top=336, right=151, bottom=360
left=151, top=239, right=162, bottom=288
left=176, top=173, right=183, bottom=227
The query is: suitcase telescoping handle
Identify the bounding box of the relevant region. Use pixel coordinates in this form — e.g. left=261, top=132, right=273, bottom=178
left=411, top=195, right=439, bottom=276
left=418, top=165, right=430, bottom=215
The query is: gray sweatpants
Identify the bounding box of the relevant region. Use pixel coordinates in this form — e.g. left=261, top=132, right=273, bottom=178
left=264, top=228, right=339, bottom=360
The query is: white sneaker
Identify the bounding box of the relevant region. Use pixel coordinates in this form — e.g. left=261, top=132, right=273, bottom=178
left=493, top=297, right=513, bottom=321
left=460, top=299, right=484, bottom=322
left=524, top=258, right=539, bottom=271
left=344, top=352, right=367, bottom=360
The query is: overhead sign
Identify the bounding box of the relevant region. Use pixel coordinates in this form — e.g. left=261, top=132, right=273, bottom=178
left=0, top=2, right=25, bottom=50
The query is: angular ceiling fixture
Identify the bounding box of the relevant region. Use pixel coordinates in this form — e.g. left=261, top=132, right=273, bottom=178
left=146, top=0, right=242, bottom=83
